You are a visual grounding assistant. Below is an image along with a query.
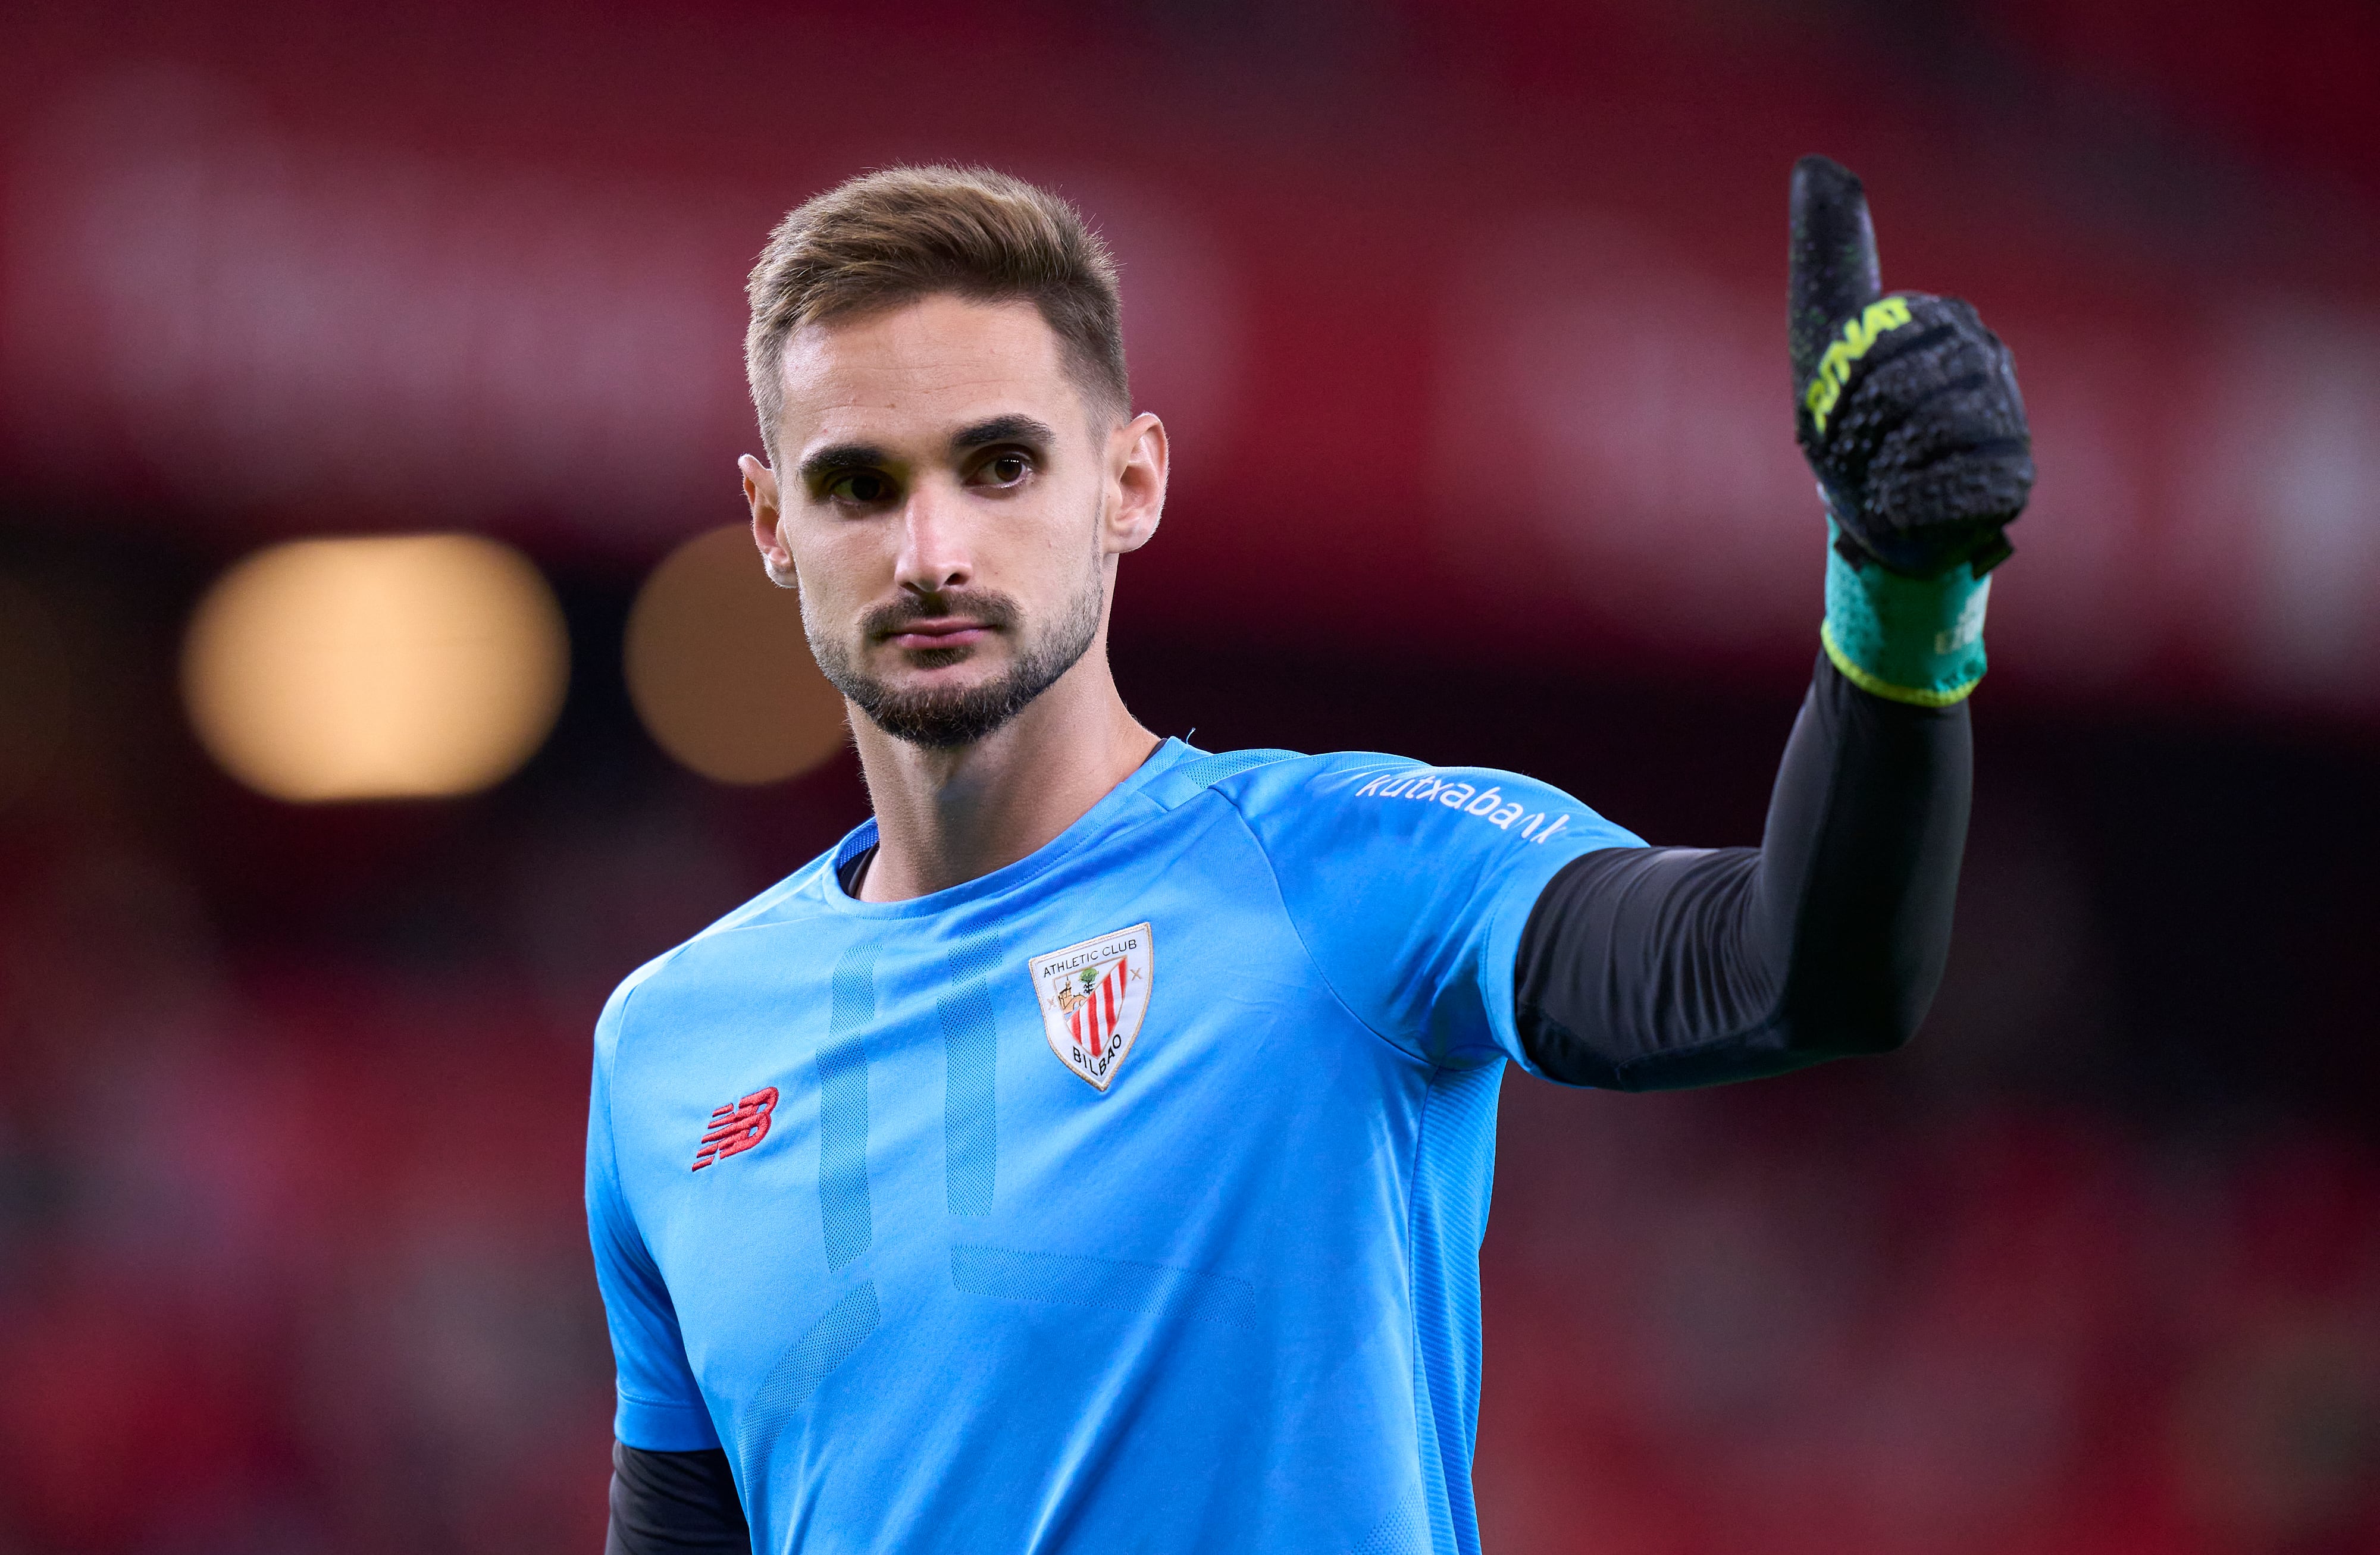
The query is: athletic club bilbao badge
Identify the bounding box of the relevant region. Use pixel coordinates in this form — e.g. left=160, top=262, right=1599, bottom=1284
left=1027, top=923, right=1154, bottom=1092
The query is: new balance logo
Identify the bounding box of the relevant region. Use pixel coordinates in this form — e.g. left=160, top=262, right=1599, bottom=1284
left=691, top=1087, right=778, bottom=1171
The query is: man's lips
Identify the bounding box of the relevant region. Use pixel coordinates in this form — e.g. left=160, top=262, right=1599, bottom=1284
left=882, top=617, right=992, bottom=651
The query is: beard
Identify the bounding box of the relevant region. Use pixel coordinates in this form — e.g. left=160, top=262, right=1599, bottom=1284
left=805, top=569, right=1105, bottom=750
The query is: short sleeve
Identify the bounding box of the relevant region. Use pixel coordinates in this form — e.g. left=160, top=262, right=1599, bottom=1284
left=1222, top=755, right=1643, bottom=1070
left=588, top=981, right=722, bottom=1451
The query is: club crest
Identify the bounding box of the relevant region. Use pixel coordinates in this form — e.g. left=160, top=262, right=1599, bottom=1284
left=1026, top=923, right=1154, bottom=1092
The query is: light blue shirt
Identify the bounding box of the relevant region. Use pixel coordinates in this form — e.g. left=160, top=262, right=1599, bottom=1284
left=587, top=739, right=1640, bottom=1554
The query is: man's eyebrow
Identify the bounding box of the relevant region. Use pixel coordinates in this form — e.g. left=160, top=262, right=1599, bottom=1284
left=950, top=415, right=1057, bottom=453
left=795, top=442, right=890, bottom=486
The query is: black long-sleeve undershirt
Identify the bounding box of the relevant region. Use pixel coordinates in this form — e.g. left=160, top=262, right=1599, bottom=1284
left=606, top=1437, right=747, bottom=1555
left=1513, top=652, right=1968, bottom=1087
left=606, top=653, right=1970, bottom=1549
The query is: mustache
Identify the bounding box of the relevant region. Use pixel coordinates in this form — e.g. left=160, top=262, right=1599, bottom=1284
left=860, top=589, right=1022, bottom=642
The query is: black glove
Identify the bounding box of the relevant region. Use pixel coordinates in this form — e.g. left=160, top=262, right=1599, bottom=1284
left=1789, top=156, right=2034, bottom=580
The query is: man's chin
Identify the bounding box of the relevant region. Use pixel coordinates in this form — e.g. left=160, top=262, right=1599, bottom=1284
left=866, top=657, right=1013, bottom=711
left=835, top=666, right=1049, bottom=750
left=853, top=691, right=1025, bottom=749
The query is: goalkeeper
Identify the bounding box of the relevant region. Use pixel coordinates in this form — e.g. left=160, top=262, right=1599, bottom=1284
left=591, top=156, right=2033, bottom=1553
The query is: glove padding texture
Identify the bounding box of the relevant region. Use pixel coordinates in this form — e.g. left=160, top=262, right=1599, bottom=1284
left=1797, top=291, right=2034, bottom=579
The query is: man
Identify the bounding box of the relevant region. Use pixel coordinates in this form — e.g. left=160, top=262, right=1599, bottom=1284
left=590, top=160, right=2031, bottom=1553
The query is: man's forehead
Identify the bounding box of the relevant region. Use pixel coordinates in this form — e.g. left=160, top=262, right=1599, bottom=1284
left=776, top=295, right=1075, bottom=448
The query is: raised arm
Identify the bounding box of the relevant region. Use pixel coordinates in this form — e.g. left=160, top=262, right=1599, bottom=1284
left=1514, top=156, right=2033, bottom=1090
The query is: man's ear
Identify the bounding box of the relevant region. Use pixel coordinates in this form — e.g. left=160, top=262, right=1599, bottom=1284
left=741, top=455, right=797, bottom=588
left=1104, top=412, right=1167, bottom=555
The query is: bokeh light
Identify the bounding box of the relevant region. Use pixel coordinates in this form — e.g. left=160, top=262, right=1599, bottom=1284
left=181, top=535, right=569, bottom=801
left=624, top=525, right=847, bottom=784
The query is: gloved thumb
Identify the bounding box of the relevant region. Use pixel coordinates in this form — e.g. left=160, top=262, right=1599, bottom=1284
left=1789, top=155, right=1881, bottom=396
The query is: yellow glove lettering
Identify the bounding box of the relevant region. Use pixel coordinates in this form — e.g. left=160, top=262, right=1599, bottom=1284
left=1803, top=296, right=1913, bottom=434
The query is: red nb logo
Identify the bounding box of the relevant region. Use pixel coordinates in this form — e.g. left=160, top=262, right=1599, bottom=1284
left=691, top=1087, right=778, bottom=1171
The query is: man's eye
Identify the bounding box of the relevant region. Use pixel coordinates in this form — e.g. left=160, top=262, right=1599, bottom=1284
left=979, top=454, right=1030, bottom=486
left=827, top=471, right=892, bottom=504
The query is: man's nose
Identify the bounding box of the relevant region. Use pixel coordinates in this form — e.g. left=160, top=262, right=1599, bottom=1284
left=892, top=482, right=973, bottom=597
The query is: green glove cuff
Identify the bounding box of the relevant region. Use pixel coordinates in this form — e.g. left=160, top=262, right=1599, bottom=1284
left=1820, top=519, right=1990, bottom=706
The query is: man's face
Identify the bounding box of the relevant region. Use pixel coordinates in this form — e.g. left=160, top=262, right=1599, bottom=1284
left=745, top=295, right=1161, bottom=748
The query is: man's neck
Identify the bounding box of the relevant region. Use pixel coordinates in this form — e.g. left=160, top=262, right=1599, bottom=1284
left=848, top=659, right=1160, bottom=902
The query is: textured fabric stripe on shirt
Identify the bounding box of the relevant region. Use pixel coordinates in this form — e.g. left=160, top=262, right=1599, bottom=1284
left=940, top=933, right=1001, bottom=1217
left=950, top=1244, right=1258, bottom=1331
left=1407, top=1063, right=1504, bottom=1555
left=741, top=1280, right=879, bottom=1450
left=818, top=942, right=876, bottom=1271
left=1164, top=747, right=1301, bottom=794
left=1351, top=1488, right=1429, bottom=1555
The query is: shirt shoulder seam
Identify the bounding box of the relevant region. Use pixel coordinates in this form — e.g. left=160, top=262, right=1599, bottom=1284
left=1213, top=791, right=1435, bottom=1070
left=600, top=978, right=667, bottom=1274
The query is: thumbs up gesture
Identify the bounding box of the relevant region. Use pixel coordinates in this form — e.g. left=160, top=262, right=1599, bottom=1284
left=1789, top=156, right=2034, bottom=579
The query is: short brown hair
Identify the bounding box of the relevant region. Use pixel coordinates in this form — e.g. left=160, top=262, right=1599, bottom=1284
left=744, top=165, right=1129, bottom=460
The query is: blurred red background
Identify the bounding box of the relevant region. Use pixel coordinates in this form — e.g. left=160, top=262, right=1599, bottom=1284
left=2, top=1, right=2376, bottom=1550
